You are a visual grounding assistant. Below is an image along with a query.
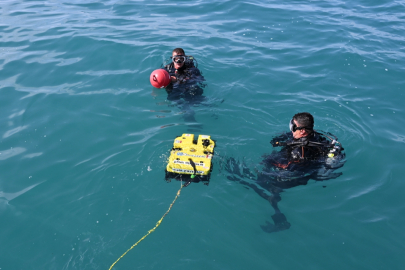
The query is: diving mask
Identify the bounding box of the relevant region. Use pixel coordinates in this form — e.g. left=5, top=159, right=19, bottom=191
left=172, top=55, right=186, bottom=64
left=289, top=118, right=311, bottom=132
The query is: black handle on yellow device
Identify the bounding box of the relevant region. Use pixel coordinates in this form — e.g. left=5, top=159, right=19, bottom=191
left=188, top=158, right=197, bottom=179
left=202, top=139, right=210, bottom=147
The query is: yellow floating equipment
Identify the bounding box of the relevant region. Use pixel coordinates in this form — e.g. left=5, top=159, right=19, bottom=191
left=165, top=134, right=215, bottom=185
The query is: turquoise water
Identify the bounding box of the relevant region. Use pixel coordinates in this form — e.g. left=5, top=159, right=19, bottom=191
left=1, top=0, right=405, bottom=269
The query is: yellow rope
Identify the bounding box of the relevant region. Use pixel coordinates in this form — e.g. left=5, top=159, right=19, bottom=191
left=108, top=184, right=184, bottom=270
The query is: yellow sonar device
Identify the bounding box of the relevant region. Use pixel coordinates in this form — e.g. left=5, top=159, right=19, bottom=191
left=165, top=134, right=215, bottom=185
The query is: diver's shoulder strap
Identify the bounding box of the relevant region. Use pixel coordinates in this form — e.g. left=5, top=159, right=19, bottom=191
left=270, top=133, right=291, bottom=147
left=314, top=130, right=344, bottom=150
left=185, top=55, right=197, bottom=68
left=273, top=136, right=336, bottom=148
left=164, top=62, right=173, bottom=70
left=164, top=63, right=176, bottom=76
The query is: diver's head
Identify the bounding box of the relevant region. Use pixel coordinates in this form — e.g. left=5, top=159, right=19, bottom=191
left=290, top=112, right=314, bottom=139
left=172, top=48, right=186, bottom=70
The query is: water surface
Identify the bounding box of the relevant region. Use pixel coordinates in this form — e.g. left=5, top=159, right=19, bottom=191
left=1, top=0, right=405, bottom=269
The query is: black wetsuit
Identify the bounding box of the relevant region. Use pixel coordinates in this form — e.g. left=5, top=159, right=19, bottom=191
left=268, top=132, right=331, bottom=166
left=163, top=61, right=205, bottom=101
left=259, top=131, right=343, bottom=188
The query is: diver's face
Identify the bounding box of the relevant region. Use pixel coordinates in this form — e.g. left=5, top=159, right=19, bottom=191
left=292, top=120, right=308, bottom=139
left=172, top=52, right=185, bottom=69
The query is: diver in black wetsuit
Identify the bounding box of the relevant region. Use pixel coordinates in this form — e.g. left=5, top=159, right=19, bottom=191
left=224, top=112, right=345, bottom=233
left=266, top=112, right=343, bottom=172
left=163, top=48, right=205, bottom=101
left=160, top=48, right=206, bottom=129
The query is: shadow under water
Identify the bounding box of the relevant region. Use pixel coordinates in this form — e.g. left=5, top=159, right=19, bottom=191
left=166, top=71, right=206, bottom=132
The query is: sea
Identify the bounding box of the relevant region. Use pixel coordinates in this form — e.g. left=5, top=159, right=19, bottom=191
left=1, top=0, right=405, bottom=269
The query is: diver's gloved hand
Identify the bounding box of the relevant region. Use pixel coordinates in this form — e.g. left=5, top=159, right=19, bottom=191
left=271, top=213, right=291, bottom=231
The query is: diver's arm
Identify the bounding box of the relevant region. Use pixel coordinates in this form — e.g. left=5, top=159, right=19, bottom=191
left=192, top=67, right=205, bottom=81
left=162, top=64, right=177, bottom=83
left=165, top=84, right=173, bottom=91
